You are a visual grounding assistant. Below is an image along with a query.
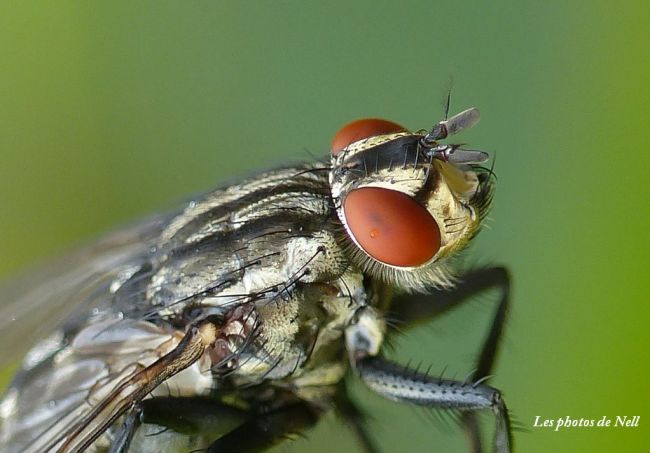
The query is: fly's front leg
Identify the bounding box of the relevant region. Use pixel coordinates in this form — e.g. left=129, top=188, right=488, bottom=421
left=388, top=266, right=511, bottom=452
left=357, top=356, right=512, bottom=453
left=391, top=266, right=510, bottom=380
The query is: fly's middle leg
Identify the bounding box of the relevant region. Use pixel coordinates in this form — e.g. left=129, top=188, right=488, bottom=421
left=111, top=396, right=249, bottom=452
left=205, top=402, right=322, bottom=453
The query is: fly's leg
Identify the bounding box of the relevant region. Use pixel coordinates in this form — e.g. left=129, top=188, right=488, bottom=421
left=109, top=397, right=249, bottom=452
left=108, top=405, right=142, bottom=453
left=334, top=381, right=381, bottom=453
left=388, top=266, right=511, bottom=452
left=357, top=356, right=512, bottom=453
left=205, top=402, right=321, bottom=453
left=53, top=317, right=222, bottom=452
left=391, top=266, right=510, bottom=378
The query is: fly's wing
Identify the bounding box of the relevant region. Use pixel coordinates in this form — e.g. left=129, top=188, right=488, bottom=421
left=0, top=212, right=216, bottom=451
left=0, top=318, right=186, bottom=452
left=0, top=164, right=329, bottom=450
left=0, top=214, right=170, bottom=369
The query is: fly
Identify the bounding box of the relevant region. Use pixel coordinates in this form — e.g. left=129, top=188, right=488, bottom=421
left=0, top=107, right=512, bottom=452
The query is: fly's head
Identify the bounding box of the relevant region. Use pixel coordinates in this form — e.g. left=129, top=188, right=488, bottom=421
left=329, top=108, right=494, bottom=292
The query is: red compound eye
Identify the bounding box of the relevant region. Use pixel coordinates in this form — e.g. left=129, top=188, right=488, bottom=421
left=331, top=118, right=406, bottom=156
left=343, top=187, right=441, bottom=267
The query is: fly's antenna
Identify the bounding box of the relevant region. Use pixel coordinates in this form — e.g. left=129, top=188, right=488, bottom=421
left=419, top=107, right=489, bottom=164
left=422, top=107, right=481, bottom=144
left=443, top=81, right=453, bottom=120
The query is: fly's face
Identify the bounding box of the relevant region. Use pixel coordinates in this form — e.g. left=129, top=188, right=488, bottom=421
left=329, top=109, right=493, bottom=291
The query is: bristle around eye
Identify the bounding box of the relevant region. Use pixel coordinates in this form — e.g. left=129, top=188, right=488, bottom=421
left=338, top=234, right=457, bottom=293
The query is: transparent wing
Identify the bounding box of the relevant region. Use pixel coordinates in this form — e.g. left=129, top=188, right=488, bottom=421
left=0, top=211, right=223, bottom=451
left=0, top=213, right=171, bottom=369
left=0, top=316, right=205, bottom=452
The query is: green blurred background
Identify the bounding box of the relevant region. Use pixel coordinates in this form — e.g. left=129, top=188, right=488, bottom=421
left=1, top=2, right=648, bottom=452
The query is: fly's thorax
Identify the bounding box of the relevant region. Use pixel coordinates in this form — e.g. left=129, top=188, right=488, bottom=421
left=115, top=166, right=386, bottom=387
left=329, top=131, right=490, bottom=292
left=191, top=269, right=384, bottom=388
left=141, top=165, right=336, bottom=316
